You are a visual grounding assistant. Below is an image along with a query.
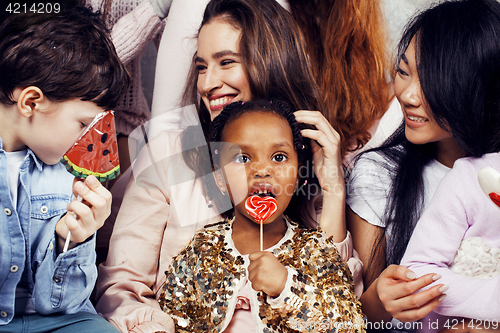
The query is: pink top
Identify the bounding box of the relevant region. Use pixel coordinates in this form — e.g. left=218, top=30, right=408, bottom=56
left=86, top=0, right=164, bottom=136
left=224, top=241, right=282, bottom=333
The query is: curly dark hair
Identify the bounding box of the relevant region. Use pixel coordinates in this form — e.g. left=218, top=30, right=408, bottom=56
left=208, top=99, right=316, bottom=227
left=210, top=99, right=308, bottom=162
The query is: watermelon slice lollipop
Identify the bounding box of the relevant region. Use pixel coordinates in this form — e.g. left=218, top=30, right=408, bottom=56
left=245, top=195, right=278, bottom=251
left=60, top=110, right=120, bottom=251
left=60, top=110, right=120, bottom=181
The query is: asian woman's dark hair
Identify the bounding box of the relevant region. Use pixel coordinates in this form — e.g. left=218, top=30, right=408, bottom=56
left=361, top=0, right=500, bottom=283
left=179, top=0, right=323, bottom=214
left=209, top=99, right=314, bottom=227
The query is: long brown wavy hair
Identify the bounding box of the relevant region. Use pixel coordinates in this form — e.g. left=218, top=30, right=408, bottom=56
left=289, top=0, right=392, bottom=156
left=180, top=0, right=323, bottom=216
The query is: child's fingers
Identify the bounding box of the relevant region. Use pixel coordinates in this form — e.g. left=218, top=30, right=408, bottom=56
left=248, top=251, right=267, bottom=262
left=73, top=176, right=111, bottom=222
left=84, top=175, right=112, bottom=203
left=66, top=200, right=98, bottom=241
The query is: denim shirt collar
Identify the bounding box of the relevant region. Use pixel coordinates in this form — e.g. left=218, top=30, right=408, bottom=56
left=0, top=137, right=44, bottom=172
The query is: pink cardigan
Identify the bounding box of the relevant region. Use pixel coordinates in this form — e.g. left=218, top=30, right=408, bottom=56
left=87, top=0, right=164, bottom=136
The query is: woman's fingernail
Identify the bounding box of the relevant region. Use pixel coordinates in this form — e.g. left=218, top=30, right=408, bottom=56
left=438, top=294, right=447, bottom=302
left=439, top=285, right=449, bottom=293
left=432, top=274, right=442, bottom=281
left=406, top=271, right=417, bottom=280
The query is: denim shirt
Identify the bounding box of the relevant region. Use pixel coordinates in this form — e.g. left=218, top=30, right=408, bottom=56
left=0, top=139, right=97, bottom=325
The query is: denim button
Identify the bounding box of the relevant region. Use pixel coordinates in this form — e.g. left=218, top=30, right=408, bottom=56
left=40, top=205, right=48, bottom=214
left=49, top=242, right=54, bottom=251
left=0, top=311, right=7, bottom=318
left=4, top=208, right=11, bottom=216
left=53, top=276, right=62, bottom=283
left=10, top=265, right=18, bottom=273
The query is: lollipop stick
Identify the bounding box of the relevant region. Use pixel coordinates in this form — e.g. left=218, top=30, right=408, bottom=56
left=63, top=194, right=82, bottom=252
left=260, top=219, right=263, bottom=251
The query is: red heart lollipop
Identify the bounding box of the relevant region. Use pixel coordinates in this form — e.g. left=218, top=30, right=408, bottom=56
left=489, top=192, right=500, bottom=208
left=245, top=195, right=278, bottom=221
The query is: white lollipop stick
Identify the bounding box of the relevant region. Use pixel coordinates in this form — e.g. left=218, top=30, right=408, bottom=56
left=245, top=195, right=278, bottom=252
left=63, top=194, right=82, bottom=252
left=260, top=220, right=263, bottom=251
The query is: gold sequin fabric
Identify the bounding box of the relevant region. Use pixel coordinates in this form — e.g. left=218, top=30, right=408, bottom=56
left=158, top=218, right=366, bottom=332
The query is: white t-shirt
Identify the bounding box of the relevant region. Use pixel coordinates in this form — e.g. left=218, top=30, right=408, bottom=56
left=346, top=150, right=450, bottom=236
left=5, top=149, right=27, bottom=209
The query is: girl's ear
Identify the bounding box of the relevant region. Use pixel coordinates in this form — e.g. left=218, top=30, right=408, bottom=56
left=213, top=167, right=228, bottom=195
left=16, top=86, right=48, bottom=118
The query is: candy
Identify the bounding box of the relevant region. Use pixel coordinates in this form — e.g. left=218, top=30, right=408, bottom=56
left=478, top=167, right=500, bottom=209
left=60, top=110, right=120, bottom=181
left=60, top=110, right=120, bottom=252
left=245, top=195, right=278, bottom=251
left=245, top=195, right=278, bottom=221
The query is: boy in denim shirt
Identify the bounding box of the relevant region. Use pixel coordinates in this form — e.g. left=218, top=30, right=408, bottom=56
left=0, top=6, right=129, bottom=332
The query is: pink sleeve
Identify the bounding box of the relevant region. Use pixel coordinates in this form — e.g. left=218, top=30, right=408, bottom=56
left=95, top=130, right=221, bottom=332
left=303, top=193, right=364, bottom=297
left=401, top=160, right=500, bottom=321
left=95, top=170, right=175, bottom=333
left=333, top=231, right=364, bottom=298
left=111, top=0, right=164, bottom=65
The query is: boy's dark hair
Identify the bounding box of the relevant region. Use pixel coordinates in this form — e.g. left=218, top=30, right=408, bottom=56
left=0, top=5, right=130, bottom=110
left=209, top=99, right=316, bottom=227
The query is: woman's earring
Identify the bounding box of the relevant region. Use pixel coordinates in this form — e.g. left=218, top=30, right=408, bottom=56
left=208, top=200, right=213, bottom=208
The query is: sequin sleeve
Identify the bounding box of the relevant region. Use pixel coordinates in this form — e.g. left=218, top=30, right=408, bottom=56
left=263, top=229, right=366, bottom=332
left=158, top=222, right=246, bottom=333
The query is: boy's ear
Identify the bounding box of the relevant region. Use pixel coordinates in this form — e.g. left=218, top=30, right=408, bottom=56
left=16, top=86, right=47, bottom=117
left=213, top=167, right=227, bottom=195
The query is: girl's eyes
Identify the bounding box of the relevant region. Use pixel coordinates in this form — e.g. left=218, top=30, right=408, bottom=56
left=234, top=155, right=250, bottom=164
left=232, top=153, right=288, bottom=164
left=272, top=154, right=288, bottom=163
left=80, top=123, right=89, bottom=129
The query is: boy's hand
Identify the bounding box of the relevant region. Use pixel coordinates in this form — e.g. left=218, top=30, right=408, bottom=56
left=55, top=175, right=112, bottom=251
left=248, top=251, right=287, bottom=297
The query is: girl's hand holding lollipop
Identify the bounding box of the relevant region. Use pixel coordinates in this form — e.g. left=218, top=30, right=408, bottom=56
left=245, top=195, right=287, bottom=297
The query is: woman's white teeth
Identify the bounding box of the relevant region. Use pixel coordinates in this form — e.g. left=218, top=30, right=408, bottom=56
left=408, top=115, right=427, bottom=123
left=210, top=96, right=231, bottom=107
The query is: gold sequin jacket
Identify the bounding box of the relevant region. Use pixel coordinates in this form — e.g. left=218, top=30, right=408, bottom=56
left=158, top=218, right=366, bottom=332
